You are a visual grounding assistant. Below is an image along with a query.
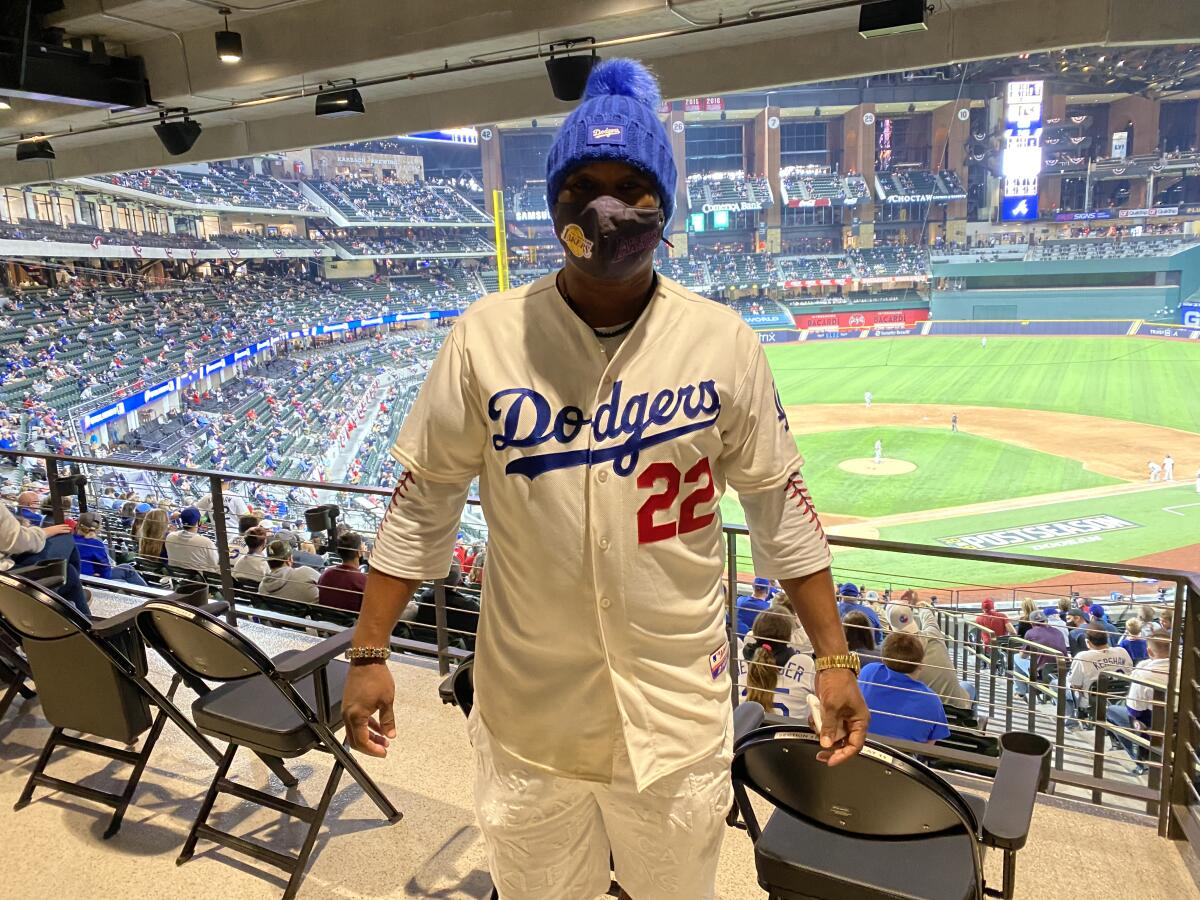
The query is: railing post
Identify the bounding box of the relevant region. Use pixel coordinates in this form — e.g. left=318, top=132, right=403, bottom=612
left=434, top=578, right=450, bottom=677
left=1148, top=686, right=1165, bottom=819
left=1092, top=675, right=1110, bottom=805
left=726, top=531, right=740, bottom=707
left=1163, top=579, right=1194, bottom=838
left=1004, top=647, right=1015, bottom=733
left=45, top=456, right=65, bottom=525
left=1054, top=657, right=1067, bottom=772
left=207, top=476, right=239, bottom=628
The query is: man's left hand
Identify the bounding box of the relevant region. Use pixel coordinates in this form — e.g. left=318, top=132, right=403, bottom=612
left=815, top=668, right=869, bottom=767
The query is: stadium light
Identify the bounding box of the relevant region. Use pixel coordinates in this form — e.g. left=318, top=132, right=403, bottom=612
left=154, top=114, right=202, bottom=156
left=215, top=8, right=242, bottom=64
left=315, top=84, right=365, bottom=118
left=545, top=39, right=598, bottom=102
left=859, top=0, right=929, bottom=39
left=17, top=138, right=54, bottom=161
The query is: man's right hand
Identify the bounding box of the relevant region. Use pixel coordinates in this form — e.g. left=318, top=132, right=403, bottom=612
left=342, top=661, right=397, bottom=758
left=41, top=523, right=74, bottom=537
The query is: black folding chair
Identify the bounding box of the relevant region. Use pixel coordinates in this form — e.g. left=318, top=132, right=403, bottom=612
left=0, top=571, right=225, bottom=838
left=732, top=724, right=1049, bottom=900
left=135, top=599, right=401, bottom=899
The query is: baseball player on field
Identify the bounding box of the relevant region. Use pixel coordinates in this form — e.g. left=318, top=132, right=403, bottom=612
left=864, top=390, right=872, bottom=408
left=874, top=438, right=883, bottom=465
left=1163, top=454, right=1174, bottom=481
left=341, top=59, right=869, bottom=900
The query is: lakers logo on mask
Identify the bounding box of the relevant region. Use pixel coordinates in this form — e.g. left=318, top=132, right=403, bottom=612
left=561, top=223, right=593, bottom=259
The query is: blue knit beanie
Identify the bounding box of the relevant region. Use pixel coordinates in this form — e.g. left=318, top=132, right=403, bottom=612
left=545, top=58, right=677, bottom=223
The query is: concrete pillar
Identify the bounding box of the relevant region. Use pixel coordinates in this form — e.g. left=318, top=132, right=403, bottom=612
left=843, top=104, right=876, bottom=249
left=755, top=106, right=782, bottom=253
left=931, top=100, right=970, bottom=235
left=1039, top=89, right=1068, bottom=213
left=1108, top=95, right=1161, bottom=156
left=668, top=106, right=689, bottom=252
left=479, top=125, right=503, bottom=216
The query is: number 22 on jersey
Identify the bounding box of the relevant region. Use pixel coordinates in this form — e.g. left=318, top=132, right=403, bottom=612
left=635, top=457, right=717, bottom=544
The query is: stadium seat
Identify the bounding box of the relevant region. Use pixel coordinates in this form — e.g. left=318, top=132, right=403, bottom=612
left=731, top=723, right=1049, bottom=900
left=0, top=572, right=228, bottom=838
left=134, top=600, right=401, bottom=899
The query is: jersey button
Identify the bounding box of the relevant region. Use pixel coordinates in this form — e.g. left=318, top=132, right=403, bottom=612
left=599, top=537, right=610, bottom=551
left=597, top=469, right=609, bottom=483
left=599, top=597, right=612, bottom=609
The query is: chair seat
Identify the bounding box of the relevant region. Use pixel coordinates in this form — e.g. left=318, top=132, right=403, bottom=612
left=192, top=653, right=348, bottom=757
left=754, top=807, right=979, bottom=900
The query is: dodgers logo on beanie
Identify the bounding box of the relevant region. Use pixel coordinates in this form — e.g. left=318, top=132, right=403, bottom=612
left=546, top=58, right=677, bottom=223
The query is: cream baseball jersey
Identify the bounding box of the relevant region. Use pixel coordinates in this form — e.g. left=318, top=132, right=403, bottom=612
left=371, top=272, right=831, bottom=791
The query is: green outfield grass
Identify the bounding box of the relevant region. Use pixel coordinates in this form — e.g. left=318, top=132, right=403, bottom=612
left=765, top=336, right=1200, bottom=434
left=755, top=426, right=1117, bottom=518
left=821, top=483, right=1200, bottom=593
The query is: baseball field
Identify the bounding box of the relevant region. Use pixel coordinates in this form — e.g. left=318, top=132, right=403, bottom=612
left=719, top=335, right=1200, bottom=599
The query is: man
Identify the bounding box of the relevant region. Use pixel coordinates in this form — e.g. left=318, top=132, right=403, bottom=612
left=276, top=528, right=327, bottom=570
left=400, top=560, right=482, bottom=650
left=858, top=632, right=950, bottom=744
left=259, top=540, right=320, bottom=604
left=317, top=531, right=368, bottom=612
left=341, top=58, right=867, bottom=900
left=874, top=438, right=883, bottom=464
left=736, top=576, right=774, bottom=637
left=1105, top=628, right=1171, bottom=774
left=1014, top=610, right=1069, bottom=698
left=231, top=526, right=270, bottom=582
left=195, top=476, right=250, bottom=536
left=1065, top=607, right=1090, bottom=654
left=863, top=390, right=872, bottom=408
left=1088, top=603, right=1121, bottom=642
left=886, top=600, right=972, bottom=710
left=950, top=412, right=958, bottom=433
left=974, top=597, right=1013, bottom=647
left=1163, top=454, right=1174, bottom=481
left=1148, top=460, right=1161, bottom=482
left=164, top=506, right=219, bottom=572
left=1067, top=625, right=1133, bottom=724
left=837, top=583, right=882, bottom=644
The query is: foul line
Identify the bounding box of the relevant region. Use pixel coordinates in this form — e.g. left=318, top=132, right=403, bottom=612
left=1163, top=502, right=1200, bottom=517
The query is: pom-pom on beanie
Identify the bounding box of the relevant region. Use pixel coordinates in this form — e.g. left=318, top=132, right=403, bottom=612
left=545, top=58, right=677, bottom=223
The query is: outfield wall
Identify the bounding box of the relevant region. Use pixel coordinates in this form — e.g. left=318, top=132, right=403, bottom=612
left=930, top=286, right=1177, bottom=321
left=753, top=318, right=1200, bottom=344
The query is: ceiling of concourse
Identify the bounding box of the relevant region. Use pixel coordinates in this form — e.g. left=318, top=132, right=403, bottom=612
left=0, top=0, right=1197, bottom=184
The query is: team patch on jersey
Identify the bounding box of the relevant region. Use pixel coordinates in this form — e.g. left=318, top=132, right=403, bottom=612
left=710, top=642, right=729, bottom=680
left=561, top=222, right=593, bottom=259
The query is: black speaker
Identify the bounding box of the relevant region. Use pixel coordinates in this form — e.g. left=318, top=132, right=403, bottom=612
left=154, top=119, right=202, bottom=156
left=859, top=0, right=928, bottom=38
left=546, top=53, right=598, bottom=102
left=304, top=504, right=339, bottom=534
left=315, top=87, right=364, bottom=118
left=16, top=140, right=55, bottom=161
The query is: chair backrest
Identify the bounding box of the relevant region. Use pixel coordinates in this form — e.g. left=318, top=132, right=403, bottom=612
left=136, top=599, right=275, bottom=683
left=0, top=572, right=152, bottom=743
left=733, top=724, right=981, bottom=840
left=451, top=655, right=475, bottom=716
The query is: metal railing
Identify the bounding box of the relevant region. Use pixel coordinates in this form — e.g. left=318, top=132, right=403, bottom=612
left=3, top=448, right=1198, bottom=849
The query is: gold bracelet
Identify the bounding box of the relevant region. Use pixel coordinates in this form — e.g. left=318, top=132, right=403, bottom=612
left=815, top=652, right=861, bottom=674
left=345, top=646, right=390, bottom=660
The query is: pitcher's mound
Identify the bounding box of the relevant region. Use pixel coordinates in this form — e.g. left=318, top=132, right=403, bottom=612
left=839, top=458, right=917, bottom=476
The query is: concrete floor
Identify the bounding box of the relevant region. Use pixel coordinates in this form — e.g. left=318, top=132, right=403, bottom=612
left=0, top=593, right=1196, bottom=900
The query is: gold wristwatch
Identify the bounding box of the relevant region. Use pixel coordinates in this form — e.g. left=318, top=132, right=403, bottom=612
left=815, top=652, right=861, bottom=674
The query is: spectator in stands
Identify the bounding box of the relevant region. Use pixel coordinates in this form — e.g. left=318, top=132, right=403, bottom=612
left=1014, top=610, right=1069, bottom=699
left=14, top=490, right=43, bottom=526
left=400, top=561, right=480, bottom=650
left=1015, top=597, right=1037, bottom=638
left=1066, top=626, right=1133, bottom=726
left=231, top=526, right=270, bottom=582
left=229, top=513, right=261, bottom=557
left=317, top=531, right=368, bottom=613
left=886, top=600, right=973, bottom=711
left=164, top=506, right=219, bottom=573
left=259, top=539, right=320, bottom=604
left=1088, top=603, right=1121, bottom=642
left=858, top=632, right=951, bottom=744
left=1106, top=628, right=1172, bottom=774
left=837, top=583, right=882, bottom=644
left=740, top=605, right=814, bottom=718
left=72, top=512, right=148, bottom=586
left=736, top=577, right=774, bottom=637
left=842, top=610, right=881, bottom=666
left=0, top=502, right=90, bottom=615
left=138, top=508, right=171, bottom=569
left=974, top=598, right=1014, bottom=652
left=196, top=477, right=250, bottom=535
left=1119, top=618, right=1149, bottom=663
left=1065, top=607, right=1090, bottom=654
left=275, top=528, right=326, bottom=570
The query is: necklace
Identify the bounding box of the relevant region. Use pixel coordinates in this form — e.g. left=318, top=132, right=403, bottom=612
left=557, top=273, right=655, bottom=339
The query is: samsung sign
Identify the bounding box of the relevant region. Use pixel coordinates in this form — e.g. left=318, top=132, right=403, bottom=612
left=80, top=308, right=461, bottom=431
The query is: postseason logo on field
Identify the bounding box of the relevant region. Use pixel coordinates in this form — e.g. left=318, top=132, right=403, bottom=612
left=939, top=515, right=1140, bottom=551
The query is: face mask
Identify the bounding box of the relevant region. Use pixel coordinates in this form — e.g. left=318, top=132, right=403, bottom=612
left=552, top=194, right=665, bottom=281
